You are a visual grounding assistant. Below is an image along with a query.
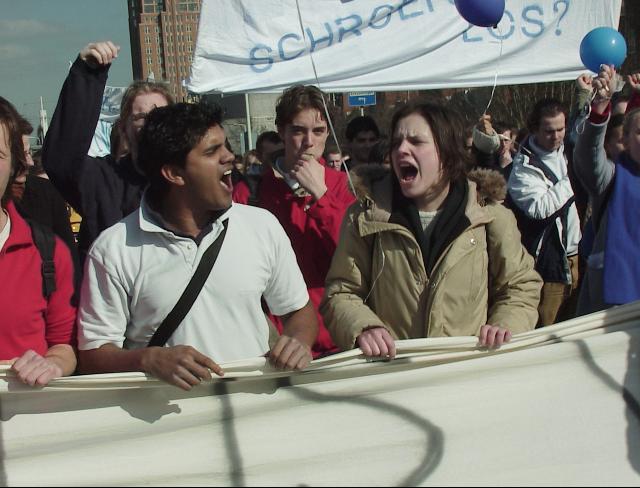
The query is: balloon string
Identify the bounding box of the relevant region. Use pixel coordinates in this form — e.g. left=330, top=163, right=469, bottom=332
left=575, top=71, right=622, bottom=135
left=294, top=0, right=356, bottom=194
left=483, top=25, right=504, bottom=116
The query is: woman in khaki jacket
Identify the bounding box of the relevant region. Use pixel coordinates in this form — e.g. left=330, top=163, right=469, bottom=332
left=321, top=103, right=542, bottom=359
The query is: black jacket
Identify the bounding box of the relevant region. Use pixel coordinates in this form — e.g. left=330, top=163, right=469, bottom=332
left=42, top=57, right=146, bottom=262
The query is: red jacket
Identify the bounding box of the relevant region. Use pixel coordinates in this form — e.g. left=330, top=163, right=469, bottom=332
left=233, top=166, right=355, bottom=357
left=0, top=202, right=76, bottom=359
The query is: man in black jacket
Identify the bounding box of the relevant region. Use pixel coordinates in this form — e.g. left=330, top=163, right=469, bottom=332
left=43, top=41, right=173, bottom=263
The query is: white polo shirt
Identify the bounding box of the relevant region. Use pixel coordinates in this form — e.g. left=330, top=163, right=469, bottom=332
left=77, top=199, right=310, bottom=363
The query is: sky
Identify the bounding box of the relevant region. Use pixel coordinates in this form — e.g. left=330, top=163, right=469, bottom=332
left=1, top=0, right=133, bottom=131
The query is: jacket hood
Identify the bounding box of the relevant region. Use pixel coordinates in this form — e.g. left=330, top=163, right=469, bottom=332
left=351, top=164, right=390, bottom=200
left=467, top=167, right=507, bottom=205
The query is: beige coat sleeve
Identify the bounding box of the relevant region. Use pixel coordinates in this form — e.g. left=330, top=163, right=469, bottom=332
left=320, top=206, right=388, bottom=351
left=485, top=203, right=542, bottom=333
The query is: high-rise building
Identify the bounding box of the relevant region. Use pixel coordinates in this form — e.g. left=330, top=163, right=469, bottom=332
left=127, top=0, right=201, bottom=101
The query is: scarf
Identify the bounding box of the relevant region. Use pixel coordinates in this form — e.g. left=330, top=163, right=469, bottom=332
left=603, top=153, right=640, bottom=305
left=390, top=178, right=469, bottom=276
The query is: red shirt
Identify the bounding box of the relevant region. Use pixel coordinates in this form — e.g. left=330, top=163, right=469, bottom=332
left=233, top=165, right=355, bottom=357
left=0, top=202, right=76, bottom=359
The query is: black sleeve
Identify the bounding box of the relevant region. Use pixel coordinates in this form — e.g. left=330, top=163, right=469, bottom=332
left=42, top=56, right=110, bottom=215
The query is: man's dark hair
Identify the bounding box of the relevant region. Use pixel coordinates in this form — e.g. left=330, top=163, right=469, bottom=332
left=492, top=120, right=512, bottom=135
left=390, top=102, right=471, bottom=184
left=345, top=115, right=380, bottom=142
left=275, top=85, right=334, bottom=130
left=369, top=138, right=390, bottom=165
left=527, top=98, right=567, bottom=133
left=138, top=102, right=223, bottom=195
left=255, top=131, right=281, bottom=158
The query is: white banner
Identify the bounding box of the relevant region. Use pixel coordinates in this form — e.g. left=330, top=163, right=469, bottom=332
left=1, top=302, right=639, bottom=485
left=98, top=85, right=127, bottom=123
left=188, top=0, right=622, bottom=94
left=88, top=85, right=127, bottom=158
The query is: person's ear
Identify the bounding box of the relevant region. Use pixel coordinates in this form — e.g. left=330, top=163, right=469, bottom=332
left=160, top=164, right=186, bottom=187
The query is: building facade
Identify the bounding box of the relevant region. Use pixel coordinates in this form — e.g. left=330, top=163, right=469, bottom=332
left=127, top=0, right=201, bottom=101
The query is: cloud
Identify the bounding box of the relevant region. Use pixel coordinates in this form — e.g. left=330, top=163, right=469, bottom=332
left=0, top=20, right=60, bottom=38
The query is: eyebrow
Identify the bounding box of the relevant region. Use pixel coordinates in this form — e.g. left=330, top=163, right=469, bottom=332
left=290, top=124, right=326, bottom=131
left=203, top=143, right=223, bottom=153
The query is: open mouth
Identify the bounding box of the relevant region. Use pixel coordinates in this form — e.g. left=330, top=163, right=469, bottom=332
left=220, top=169, right=233, bottom=193
left=397, top=163, right=418, bottom=183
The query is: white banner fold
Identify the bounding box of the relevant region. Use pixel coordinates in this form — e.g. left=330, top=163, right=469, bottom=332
left=188, top=0, right=622, bottom=94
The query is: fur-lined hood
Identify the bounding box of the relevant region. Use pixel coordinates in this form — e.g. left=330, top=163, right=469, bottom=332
left=350, top=164, right=506, bottom=206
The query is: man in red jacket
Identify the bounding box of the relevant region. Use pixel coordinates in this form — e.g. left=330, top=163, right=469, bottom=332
left=233, top=85, right=355, bottom=357
left=0, top=97, right=77, bottom=386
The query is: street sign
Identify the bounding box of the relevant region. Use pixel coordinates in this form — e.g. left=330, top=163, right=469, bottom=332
left=348, top=91, right=376, bottom=107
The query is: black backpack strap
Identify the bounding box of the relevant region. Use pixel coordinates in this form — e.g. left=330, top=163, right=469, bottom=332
left=27, top=219, right=57, bottom=300
left=507, top=149, right=575, bottom=255
left=527, top=155, right=560, bottom=185
left=147, top=219, right=229, bottom=348
left=530, top=152, right=575, bottom=251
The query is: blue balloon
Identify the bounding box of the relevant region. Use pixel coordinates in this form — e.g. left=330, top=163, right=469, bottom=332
left=580, top=27, right=627, bottom=73
left=454, top=0, right=505, bottom=28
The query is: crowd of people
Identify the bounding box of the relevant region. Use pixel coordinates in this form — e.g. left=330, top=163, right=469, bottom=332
left=2, top=39, right=639, bottom=390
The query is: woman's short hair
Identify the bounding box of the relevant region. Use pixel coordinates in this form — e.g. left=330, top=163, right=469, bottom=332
left=390, top=102, right=471, bottom=183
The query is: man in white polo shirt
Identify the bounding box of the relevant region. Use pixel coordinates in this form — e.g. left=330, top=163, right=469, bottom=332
left=77, top=102, right=318, bottom=390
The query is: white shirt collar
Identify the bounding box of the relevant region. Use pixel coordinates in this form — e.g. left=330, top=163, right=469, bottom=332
left=0, top=210, right=11, bottom=251
left=138, top=192, right=233, bottom=236
left=273, top=156, right=301, bottom=190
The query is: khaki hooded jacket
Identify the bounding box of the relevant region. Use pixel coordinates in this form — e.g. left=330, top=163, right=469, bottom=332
left=321, top=166, right=542, bottom=351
